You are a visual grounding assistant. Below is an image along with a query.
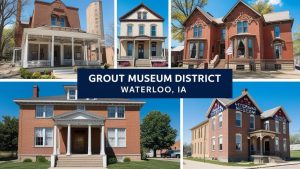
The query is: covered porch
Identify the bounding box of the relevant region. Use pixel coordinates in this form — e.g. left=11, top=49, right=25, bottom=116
left=16, top=27, right=103, bottom=68
left=118, top=36, right=167, bottom=67
left=51, top=111, right=107, bottom=168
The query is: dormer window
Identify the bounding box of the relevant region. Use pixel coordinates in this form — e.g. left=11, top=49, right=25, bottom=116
left=60, top=16, right=66, bottom=27
left=138, top=12, right=142, bottom=19
left=68, top=89, right=77, bottom=100
left=143, top=12, right=147, bottom=19
left=51, top=15, right=57, bottom=26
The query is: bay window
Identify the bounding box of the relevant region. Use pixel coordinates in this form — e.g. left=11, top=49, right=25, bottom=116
left=264, top=121, right=270, bottom=131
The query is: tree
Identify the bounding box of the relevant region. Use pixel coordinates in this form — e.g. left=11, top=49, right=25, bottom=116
left=183, top=143, right=191, bottom=156
left=290, top=133, right=300, bottom=144
left=105, top=22, right=114, bottom=48
left=141, top=111, right=177, bottom=157
left=252, top=0, right=274, bottom=15
left=0, top=27, right=15, bottom=60
left=294, top=26, right=300, bottom=56
left=0, top=116, right=19, bottom=151
left=172, top=0, right=208, bottom=42
left=0, top=0, right=27, bottom=59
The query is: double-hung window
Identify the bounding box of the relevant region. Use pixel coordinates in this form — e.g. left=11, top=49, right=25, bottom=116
left=68, top=89, right=77, bottom=100
left=199, top=42, right=204, bottom=59
left=274, top=44, right=282, bottom=59
left=264, top=121, right=270, bottom=131
left=235, top=134, right=242, bottom=151
left=107, top=106, right=125, bottom=119
left=218, top=113, right=223, bottom=128
left=127, top=25, right=133, bottom=36
left=212, top=117, right=216, bottom=130
left=139, top=25, right=145, bottom=35
left=36, top=105, right=53, bottom=118
left=35, top=128, right=53, bottom=147
left=77, top=105, right=85, bottom=111
left=275, top=137, right=279, bottom=151
left=221, top=29, right=226, bottom=40
left=236, top=112, right=242, bottom=127
left=275, top=120, right=279, bottom=133
left=274, top=25, right=280, bottom=38
left=219, top=135, right=223, bottom=151
left=51, top=15, right=57, bottom=26
left=151, top=42, right=157, bottom=56
left=107, top=128, right=126, bottom=147
left=249, top=115, right=255, bottom=129
left=283, top=122, right=286, bottom=134
left=127, top=42, right=133, bottom=56
left=137, top=12, right=142, bottom=19
left=60, top=17, right=65, bottom=27
left=237, top=21, right=248, bottom=33
left=151, top=25, right=157, bottom=36
left=212, top=137, right=216, bottom=151
left=143, top=12, right=147, bottom=20
left=283, top=138, right=287, bottom=152
left=193, top=26, right=202, bottom=38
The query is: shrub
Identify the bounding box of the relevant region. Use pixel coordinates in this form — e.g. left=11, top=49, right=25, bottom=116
left=108, top=156, right=118, bottom=164
left=36, top=156, right=48, bottom=163
left=23, top=158, right=32, bottom=162
left=104, top=63, right=110, bottom=69
left=20, top=68, right=33, bottom=79
left=32, top=72, right=42, bottom=79
left=40, top=74, right=55, bottom=79
left=123, top=157, right=131, bottom=163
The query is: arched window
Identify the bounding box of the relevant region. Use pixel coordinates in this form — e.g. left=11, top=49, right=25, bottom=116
left=51, top=15, right=58, bottom=26
left=60, top=16, right=66, bottom=27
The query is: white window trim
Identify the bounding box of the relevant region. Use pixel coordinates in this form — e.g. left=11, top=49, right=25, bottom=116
left=212, top=136, right=216, bottom=151
left=283, top=122, right=286, bottom=134
left=35, top=105, right=54, bottom=118
left=235, top=133, right=242, bottom=151
left=67, top=88, right=77, bottom=100
left=212, top=116, right=216, bottom=130
left=107, top=128, right=126, bottom=148
left=107, top=106, right=126, bottom=119
left=34, top=128, right=53, bottom=147
left=218, top=135, right=223, bottom=151
left=250, top=114, right=255, bottom=130
left=218, top=113, right=223, bottom=129
left=275, top=137, right=280, bottom=152
left=264, top=120, right=270, bottom=131
left=283, top=138, right=287, bottom=152
left=275, top=120, right=280, bottom=133
left=236, top=111, right=242, bottom=128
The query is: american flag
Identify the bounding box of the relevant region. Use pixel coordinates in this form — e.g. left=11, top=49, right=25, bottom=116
left=226, top=43, right=233, bottom=55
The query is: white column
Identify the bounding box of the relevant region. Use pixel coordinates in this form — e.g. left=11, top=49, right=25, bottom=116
left=98, top=38, right=102, bottom=64
left=57, top=127, right=60, bottom=155
left=71, top=37, right=75, bottom=66
left=163, top=41, right=166, bottom=58
left=88, top=125, right=92, bottom=155
left=23, top=34, right=29, bottom=68
left=67, top=124, right=71, bottom=155
left=133, top=40, right=136, bottom=59
left=100, top=125, right=105, bottom=155
left=60, top=44, right=64, bottom=65
left=53, top=125, right=57, bottom=155
left=51, top=36, right=54, bottom=67
left=260, top=137, right=263, bottom=155
left=149, top=40, right=151, bottom=59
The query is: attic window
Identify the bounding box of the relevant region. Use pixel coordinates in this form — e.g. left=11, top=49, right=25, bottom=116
left=138, top=12, right=142, bottom=19
left=68, top=89, right=77, bottom=100
left=143, top=12, right=147, bottom=19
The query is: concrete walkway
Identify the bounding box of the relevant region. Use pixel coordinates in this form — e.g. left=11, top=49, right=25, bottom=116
left=148, top=157, right=180, bottom=162
left=49, top=167, right=106, bottom=169
left=183, top=159, right=300, bottom=169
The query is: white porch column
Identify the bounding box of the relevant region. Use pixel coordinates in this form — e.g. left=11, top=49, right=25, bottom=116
left=98, top=38, right=102, bottom=64
left=60, top=44, right=64, bottom=66
left=53, top=125, right=57, bottom=155
left=71, top=37, right=75, bottom=66
left=88, top=125, right=92, bottom=155
left=163, top=41, right=166, bottom=57
left=260, top=137, right=263, bottom=155
left=23, top=34, right=29, bottom=68
left=133, top=40, right=136, bottom=59
left=100, top=125, right=105, bottom=155
left=67, top=124, right=71, bottom=155
left=51, top=36, right=54, bottom=67
left=149, top=40, right=151, bottom=59
left=57, top=127, right=60, bottom=155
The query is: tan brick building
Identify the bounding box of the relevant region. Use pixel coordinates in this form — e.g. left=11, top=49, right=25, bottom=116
left=183, top=0, right=294, bottom=71
left=191, top=89, right=291, bottom=163
left=14, top=85, right=145, bottom=167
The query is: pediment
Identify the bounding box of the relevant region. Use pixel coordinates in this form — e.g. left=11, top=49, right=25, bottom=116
left=207, top=99, right=226, bottom=118
left=120, top=4, right=163, bottom=21
left=228, top=95, right=261, bottom=115
left=54, top=111, right=104, bottom=120
left=273, top=108, right=290, bottom=123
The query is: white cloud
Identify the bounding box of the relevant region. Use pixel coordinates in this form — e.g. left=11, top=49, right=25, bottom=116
left=268, top=0, right=283, bottom=6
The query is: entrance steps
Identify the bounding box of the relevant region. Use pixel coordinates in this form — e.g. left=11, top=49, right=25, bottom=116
left=135, top=59, right=151, bottom=67
left=56, top=155, right=103, bottom=167
left=269, top=156, right=286, bottom=163
left=53, top=68, right=75, bottom=75
left=215, top=59, right=226, bottom=69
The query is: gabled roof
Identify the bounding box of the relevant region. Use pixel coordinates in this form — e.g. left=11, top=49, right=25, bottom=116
left=171, top=45, right=184, bottom=52
left=222, top=0, right=261, bottom=22
left=120, top=3, right=164, bottom=21
left=263, top=11, right=293, bottom=23
left=261, top=106, right=291, bottom=122
left=183, top=6, right=215, bottom=26
left=35, top=0, right=79, bottom=10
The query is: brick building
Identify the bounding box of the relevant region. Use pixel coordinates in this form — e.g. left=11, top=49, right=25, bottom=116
left=14, top=85, right=145, bottom=167
left=191, top=89, right=291, bottom=163
left=13, top=0, right=104, bottom=68
left=183, top=0, right=294, bottom=71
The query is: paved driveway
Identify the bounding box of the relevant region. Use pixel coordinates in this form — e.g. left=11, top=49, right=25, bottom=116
left=183, top=159, right=300, bottom=169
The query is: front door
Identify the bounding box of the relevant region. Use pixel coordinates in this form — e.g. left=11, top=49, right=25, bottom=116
left=220, top=43, right=225, bottom=59
left=72, top=129, right=87, bottom=154
left=138, top=44, right=144, bottom=59
left=54, top=45, right=60, bottom=67
left=264, top=141, right=270, bottom=155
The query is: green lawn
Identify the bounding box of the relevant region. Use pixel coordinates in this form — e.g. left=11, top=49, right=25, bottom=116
left=0, top=160, right=179, bottom=169
left=291, top=151, right=300, bottom=161
left=186, top=157, right=260, bottom=167
left=108, top=159, right=180, bottom=169
left=0, top=162, right=50, bottom=169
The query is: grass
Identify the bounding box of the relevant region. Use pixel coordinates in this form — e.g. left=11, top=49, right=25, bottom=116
left=291, top=151, right=300, bottom=161
left=108, top=159, right=180, bottom=169
left=186, top=157, right=260, bottom=167
left=0, top=161, right=50, bottom=169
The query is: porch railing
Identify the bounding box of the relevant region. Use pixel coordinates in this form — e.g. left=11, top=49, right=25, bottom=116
left=27, top=60, right=51, bottom=67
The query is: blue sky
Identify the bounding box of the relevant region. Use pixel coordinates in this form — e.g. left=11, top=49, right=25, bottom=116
left=117, top=0, right=169, bottom=47
left=0, top=82, right=180, bottom=140
left=184, top=82, right=300, bottom=144
left=172, top=0, right=300, bottom=46
left=22, top=0, right=114, bottom=36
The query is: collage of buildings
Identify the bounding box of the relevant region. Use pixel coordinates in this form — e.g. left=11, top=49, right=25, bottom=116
left=0, top=0, right=300, bottom=169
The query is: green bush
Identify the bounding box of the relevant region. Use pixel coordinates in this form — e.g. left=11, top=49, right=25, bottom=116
left=104, top=63, right=110, bottom=69
left=32, top=72, right=42, bottom=79
left=36, top=156, right=48, bottom=163
left=141, top=148, right=148, bottom=160
left=23, top=158, right=32, bottom=162
left=123, top=157, right=131, bottom=163
left=40, top=74, right=55, bottom=79
left=20, top=68, right=33, bottom=79
left=108, top=156, right=118, bottom=164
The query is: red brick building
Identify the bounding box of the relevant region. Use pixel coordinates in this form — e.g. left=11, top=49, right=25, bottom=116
left=191, top=89, right=291, bottom=163
left=14, top=85, right=144, bottom=167
left=14, top=0, right=103, bottom=68
left=183, top=0, right=294, bottom=71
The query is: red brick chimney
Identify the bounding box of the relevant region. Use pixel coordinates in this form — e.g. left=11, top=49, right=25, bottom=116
left=33, top=85, right=39, bottom=98
left=15, top=0, right=22, bottom=47
left=242, top=88, right=248, bottom=95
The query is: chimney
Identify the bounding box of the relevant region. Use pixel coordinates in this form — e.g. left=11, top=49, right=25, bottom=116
left=33, top=85, right=39, bottom=98
left=15, top=0, right=22, bottom=47
left=16, top=0, right=21, bottom=26
left=242, top=88, right=248, bottom=95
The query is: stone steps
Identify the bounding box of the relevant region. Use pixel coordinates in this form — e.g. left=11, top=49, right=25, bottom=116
left=135, top=59, right=151, bottom=67
left=269, top=156, right=286, bottom=163
left=56, top=155, right=103, bottom=167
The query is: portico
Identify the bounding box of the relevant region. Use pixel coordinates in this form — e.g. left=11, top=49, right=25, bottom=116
left=51, top=110, right=107, bottom=168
